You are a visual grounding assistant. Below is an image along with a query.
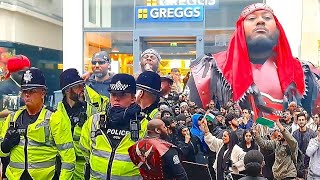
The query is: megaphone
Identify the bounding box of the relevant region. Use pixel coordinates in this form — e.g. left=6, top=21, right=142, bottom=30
left=0, top=55, right=31, bottom=81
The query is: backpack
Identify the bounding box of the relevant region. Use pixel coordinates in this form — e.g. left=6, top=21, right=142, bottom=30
left=290, top=148, right=305, bottom=178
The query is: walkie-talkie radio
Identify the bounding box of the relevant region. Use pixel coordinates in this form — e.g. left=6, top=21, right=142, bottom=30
left=130, top=113, right=140, bottom=142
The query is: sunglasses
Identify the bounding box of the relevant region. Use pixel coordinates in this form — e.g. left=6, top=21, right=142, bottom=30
left=91, top=60, right=108, bottom=65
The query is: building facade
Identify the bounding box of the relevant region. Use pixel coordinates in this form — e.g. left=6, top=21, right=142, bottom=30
left=63, top=0, right=320, bottom=77
left=0, top=0, right=63, bottom=110
left=0, top=0, right=63, bottom=95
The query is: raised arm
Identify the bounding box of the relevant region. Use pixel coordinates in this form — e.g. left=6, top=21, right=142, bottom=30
left=200, top=118, right=224, bottom=152
left=253, top=124, right=276, bottom=151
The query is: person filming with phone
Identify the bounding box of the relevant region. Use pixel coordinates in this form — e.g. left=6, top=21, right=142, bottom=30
left=200, top=115, right=246, bottom=180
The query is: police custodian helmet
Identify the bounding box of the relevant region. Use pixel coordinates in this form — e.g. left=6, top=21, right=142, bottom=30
left=20, top=67, right=46, bottom=90
left=136, top=71, right=161, bottom=95
left=59, top=68, right=84, bottom=91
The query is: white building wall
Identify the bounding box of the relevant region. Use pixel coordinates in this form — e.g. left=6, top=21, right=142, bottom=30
left=300, top=0, right=320, bottom=65
left=14, top=11, right=62, bottom=50
left=0, top=1, right=63, bottom=50
left=0, top=9, right=15, bottom=42
left=266, top=0, right=303, bottom=59
left=63, top=0, right=83, bottom=73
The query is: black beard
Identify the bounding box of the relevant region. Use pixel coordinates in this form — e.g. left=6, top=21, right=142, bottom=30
left=247, top=30, right=279, bottom=64
left=70, top=89, right=84, bottom=103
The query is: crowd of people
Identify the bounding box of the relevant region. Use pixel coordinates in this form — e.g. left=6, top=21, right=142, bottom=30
left=0, top=2, right=319, bottom=180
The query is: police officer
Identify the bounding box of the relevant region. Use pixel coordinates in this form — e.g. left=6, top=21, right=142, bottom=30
left=0, top=67, right=75, bottom=180
left=136, top=71, right=161, bottom=120
left=57, top=68, right=94, bottom=179
left=80, top=74, right=147, bottom=180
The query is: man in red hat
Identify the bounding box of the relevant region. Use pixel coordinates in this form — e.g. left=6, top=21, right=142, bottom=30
left=0, top=55, right=31, bottom=117
left=187, top=3, right=320, bottom=120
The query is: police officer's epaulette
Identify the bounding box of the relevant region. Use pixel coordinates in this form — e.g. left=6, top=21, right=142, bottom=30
left=139, top=112, right=150, bottom=121
left=140, top=112, right=147, bottom=118
left=45, top=106, right=57, bottom=112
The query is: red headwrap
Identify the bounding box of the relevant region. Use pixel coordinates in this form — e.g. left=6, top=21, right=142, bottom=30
left=214, top=3, right=305, bottom=101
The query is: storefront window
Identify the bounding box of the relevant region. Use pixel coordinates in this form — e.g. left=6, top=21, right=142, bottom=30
left=204, top=30, right=233, bottom=54
left=84, top=32, right=134, bottom=74
left=205, top=0, right=263, bottom=29
left=143, top=37, right=196, bottom=76
left=84, top=0, right=134, bottom=28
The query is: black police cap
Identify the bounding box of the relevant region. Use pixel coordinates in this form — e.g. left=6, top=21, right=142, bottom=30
left=60, top=68, right=84, bottom=91
left=136, top=71, right=161, bottom=95
left=108, top=73, right=136, bottom=94
left=20, top=67, right=46, bottom=90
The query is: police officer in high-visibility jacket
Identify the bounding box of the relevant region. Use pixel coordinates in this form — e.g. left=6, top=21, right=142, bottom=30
left=0, top=67, right=76, bottom=180
left=135, top=71, right=161, bottom=120
left=80, top=74, right=147, bottom=180
left=57, top=68, right=92, bottom=180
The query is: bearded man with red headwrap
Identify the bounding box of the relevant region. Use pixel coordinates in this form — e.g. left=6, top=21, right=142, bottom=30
left=187, top=3, right=320, bottom=120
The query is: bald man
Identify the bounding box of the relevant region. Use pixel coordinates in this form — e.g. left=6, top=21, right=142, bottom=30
left=129, top=119, right=188, bottom=180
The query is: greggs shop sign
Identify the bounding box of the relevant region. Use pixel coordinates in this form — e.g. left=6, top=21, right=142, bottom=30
left=136, top=5, right=204, bottom=22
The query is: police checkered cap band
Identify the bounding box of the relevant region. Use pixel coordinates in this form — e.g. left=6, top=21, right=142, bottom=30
left=141, top=48, right=161, bottom=61
left=110, top=81, right=129, bottom=91
left=241, top=3, right=274, bottom=18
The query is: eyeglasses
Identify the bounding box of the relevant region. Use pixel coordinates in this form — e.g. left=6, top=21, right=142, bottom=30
left=91, top=60, right=108, bottom=65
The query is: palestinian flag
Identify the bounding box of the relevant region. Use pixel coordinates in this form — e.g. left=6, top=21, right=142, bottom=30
left=205, top=113, right=215, bottom=122
left=256, top=117, right=275, bottom=128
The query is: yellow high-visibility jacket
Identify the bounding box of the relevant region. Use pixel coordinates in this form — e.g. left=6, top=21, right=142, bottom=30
left=79, top=112, right=148, bottom=180
left=85, top=85, right=109, bottom=114
left=0, top=107, right=76, bottom=180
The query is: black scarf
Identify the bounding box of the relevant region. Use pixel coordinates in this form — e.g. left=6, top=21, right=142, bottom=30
left=107, top=103, right=141, bottom=129
left=216, top=131, right=239, bottom=180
